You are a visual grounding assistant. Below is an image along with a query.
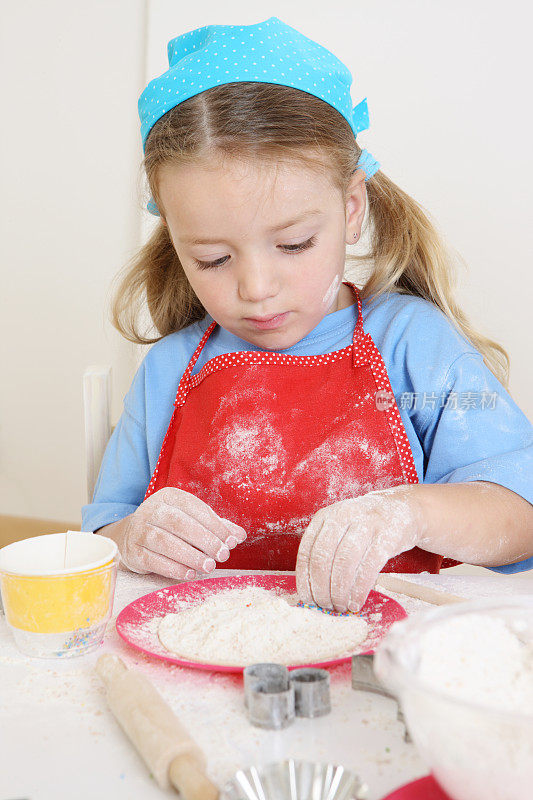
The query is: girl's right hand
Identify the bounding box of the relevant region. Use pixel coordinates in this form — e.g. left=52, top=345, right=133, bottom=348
left=101, top=487, right=247, bottom=580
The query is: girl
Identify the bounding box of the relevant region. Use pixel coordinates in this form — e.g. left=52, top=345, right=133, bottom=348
left=82, top=16, right=533, bottom=612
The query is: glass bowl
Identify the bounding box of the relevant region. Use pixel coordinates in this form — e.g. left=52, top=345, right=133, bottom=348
left=373, top=595, right=533, bottom=800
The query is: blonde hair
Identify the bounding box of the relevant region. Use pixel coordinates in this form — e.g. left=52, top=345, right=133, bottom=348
left=112, top=82, right=509, bottom=387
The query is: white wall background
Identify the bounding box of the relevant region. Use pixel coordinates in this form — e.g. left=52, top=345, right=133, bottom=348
left=2, top=0, right=532, bottom=523
left=1, top=0, right=146, bottom=521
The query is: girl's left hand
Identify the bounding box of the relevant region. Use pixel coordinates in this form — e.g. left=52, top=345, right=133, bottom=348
left=295, top=487, right=424, bottom=612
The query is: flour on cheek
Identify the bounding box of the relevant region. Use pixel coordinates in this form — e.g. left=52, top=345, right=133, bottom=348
left=322, top=274, right=341, bottom=311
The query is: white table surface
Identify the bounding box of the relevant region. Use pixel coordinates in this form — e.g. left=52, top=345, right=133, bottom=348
left=1, top=567, right=532, bottom=800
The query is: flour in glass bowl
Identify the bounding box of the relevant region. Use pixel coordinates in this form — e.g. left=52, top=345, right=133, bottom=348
left=157, top=586, right=369, bottom=666
left=417, top=614, right=533, bottom=713
left=404, top=610, right=533, bottom=800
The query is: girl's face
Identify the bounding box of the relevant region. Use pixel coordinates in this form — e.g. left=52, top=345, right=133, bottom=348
left=157, top=156, right=366, bottom=350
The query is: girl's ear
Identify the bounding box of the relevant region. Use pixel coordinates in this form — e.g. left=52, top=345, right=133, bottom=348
left=344, top=170, right=367, bottom=240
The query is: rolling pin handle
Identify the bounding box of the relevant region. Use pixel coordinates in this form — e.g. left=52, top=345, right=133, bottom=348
left=169, top=754, right=219, bottom=800
left=96, top=653, right=127, bottom=686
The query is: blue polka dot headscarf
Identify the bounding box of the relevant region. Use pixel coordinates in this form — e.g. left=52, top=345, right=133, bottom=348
left=139, top=15, right=380, bottom=216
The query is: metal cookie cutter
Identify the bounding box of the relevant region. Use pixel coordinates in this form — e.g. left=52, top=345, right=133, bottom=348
left=244, top=663, right=295, bottom=729
left=351, top=654, right=411, bottom=743
left=243, top=663, right=289, bottom=708
left=289, top=668, right=331, bottom=717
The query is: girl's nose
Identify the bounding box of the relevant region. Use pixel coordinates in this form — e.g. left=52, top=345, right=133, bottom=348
left=237, top=261, right=280, bottom=304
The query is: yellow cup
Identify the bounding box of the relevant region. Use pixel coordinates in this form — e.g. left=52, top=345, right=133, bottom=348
left=0, top=532, right=118, bottom=658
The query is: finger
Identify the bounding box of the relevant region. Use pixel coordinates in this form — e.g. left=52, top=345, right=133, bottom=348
left=348, top=544, right=396, bottom=613
left=330, top=524, right=374, bottom=612
left=295, top=508, right=329, bottom=602
left=139, top=547, right=198, bottom=581
left=150, top=501, right=232, bottom=561
left=308, top=518, right=350, bottom=609
left=119, top=551, right=151, bottom=575
left=159, top=488, right=246, bottom=546
left=219, top=517, right=247, bottom=544
left=143, top=523, right=217, bottom=573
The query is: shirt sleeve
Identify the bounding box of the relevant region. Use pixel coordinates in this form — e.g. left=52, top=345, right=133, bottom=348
left=417, top=351, right=533, bottom=573
left=81, top=367, right=151, bottom=533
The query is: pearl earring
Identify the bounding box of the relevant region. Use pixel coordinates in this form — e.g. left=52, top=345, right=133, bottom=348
left=353, top=232, right=358, bottom=239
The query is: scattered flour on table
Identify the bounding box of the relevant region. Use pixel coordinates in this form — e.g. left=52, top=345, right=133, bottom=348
left=417, top=613, right=533, bottom=713
left=157, top=586, right=368, bottom=666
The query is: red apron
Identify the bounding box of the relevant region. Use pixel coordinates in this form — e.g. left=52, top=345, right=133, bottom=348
left=144, top=281, right=454, bottom=572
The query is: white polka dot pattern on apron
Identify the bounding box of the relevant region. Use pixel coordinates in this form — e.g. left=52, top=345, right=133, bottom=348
left=363, top=332, right=419, bottom=484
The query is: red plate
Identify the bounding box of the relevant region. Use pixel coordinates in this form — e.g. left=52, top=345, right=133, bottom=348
left=382, top=776, right=452, bottom=800
left=116, top=573, right=406, bottom=673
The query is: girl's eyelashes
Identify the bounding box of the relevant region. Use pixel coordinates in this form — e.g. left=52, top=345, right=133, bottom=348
left=281, top=234, right=317, bottom=254
left=193, top=255, right=228, bottom=270
left=193, top=235, right=317, bottom=271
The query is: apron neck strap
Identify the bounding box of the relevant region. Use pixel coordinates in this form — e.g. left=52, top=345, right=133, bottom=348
left=342, top=281, right=366, bottom=348
left=174, top=320, right=217, bottom=405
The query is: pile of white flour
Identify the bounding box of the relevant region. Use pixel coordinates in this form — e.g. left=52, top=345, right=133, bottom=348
left=157, top=586, right=369, bottom=666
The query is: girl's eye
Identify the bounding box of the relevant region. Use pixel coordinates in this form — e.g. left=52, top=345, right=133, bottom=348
left=193, top=235, right=317, bottom=271
left=282, top=235, right=317, bottom=254
left=193, top=255, right=229, bottom=270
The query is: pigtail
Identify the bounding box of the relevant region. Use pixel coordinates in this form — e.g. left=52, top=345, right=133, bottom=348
left=110, top=220, right=204, bottom=343
left=351, top=170, right=510, bottom=387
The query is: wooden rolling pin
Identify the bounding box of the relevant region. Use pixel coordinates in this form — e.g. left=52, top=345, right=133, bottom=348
left=375, top=574, right=465, bottom=605
left=96, top=654, right=219, bottom=800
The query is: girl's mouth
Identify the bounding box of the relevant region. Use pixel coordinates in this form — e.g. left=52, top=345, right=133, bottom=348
left=245, top=312, right=290, bottom=330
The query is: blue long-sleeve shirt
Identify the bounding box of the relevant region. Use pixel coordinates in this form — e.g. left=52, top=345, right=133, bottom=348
left=82, top=288, right=533, bottom=573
